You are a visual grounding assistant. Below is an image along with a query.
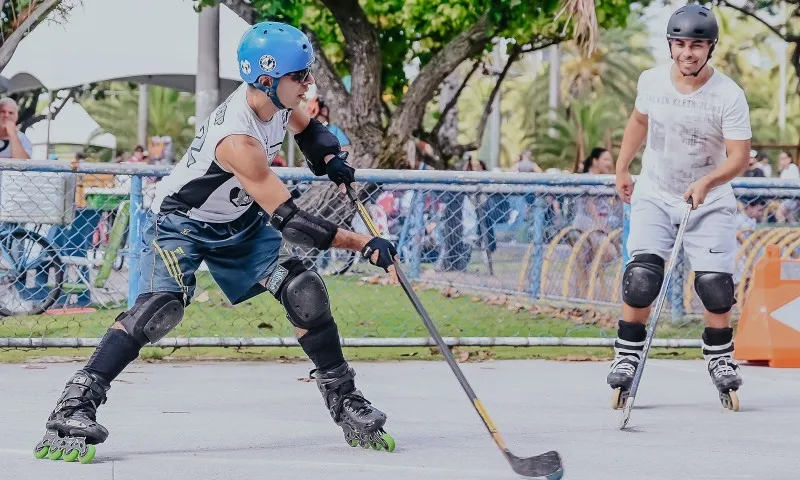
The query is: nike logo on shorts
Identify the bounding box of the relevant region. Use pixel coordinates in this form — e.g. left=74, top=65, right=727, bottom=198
left=709, top=249, right=725, bottom=254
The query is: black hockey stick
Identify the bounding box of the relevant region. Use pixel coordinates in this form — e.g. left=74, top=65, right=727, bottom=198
left=345, top=185, right=564, bottom=480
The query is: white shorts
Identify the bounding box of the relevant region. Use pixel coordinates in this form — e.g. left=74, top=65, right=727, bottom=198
left=626, top=193, right=737, bottom=274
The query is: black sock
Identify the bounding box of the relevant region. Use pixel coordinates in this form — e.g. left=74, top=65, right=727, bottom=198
left=702, top=327, right=733, bottom=346
left=618, top=320, right=647, bottom=343
left=84, top=328, right=142, bottom=384
left=298, top=321, right=346, bottom=372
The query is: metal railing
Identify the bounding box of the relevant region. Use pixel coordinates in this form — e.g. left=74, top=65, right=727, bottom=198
left=0, top=159, right=798, bottom=349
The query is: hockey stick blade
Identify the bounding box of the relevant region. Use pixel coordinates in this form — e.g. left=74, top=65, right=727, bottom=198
left=345, top=185, right=563, bottom=479
left=508, top=450, right=564, bottom=479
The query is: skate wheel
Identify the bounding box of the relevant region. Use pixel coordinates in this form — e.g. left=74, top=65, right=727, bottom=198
left=611, top=388, right=627, bottom=410
left=63, top=448, right=80, bottom=462
left=721, top=390, right=740, bottom=412
left=380, top=432, right=396, bottom=453
left=47, top=447, right=63, bottom=460
left=33, top=446, right=50, bottom=459
left=78, top=445, right=96, bottom=464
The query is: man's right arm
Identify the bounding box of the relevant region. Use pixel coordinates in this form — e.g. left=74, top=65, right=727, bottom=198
left=8, top=129, right=31, bottom=160
left=615, top=109, right=648, bottom=173
left=216, top=135, right=392, bottom=263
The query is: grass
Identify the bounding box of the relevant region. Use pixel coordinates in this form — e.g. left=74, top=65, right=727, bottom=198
left=0, top=275, right=707, bottom=363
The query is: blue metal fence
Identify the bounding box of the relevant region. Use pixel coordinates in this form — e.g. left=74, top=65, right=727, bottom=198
left=0, top=159, right=799, bottom=348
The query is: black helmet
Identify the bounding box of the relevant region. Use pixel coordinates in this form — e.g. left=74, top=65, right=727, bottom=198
left=666, top=4, right=719, bottom=43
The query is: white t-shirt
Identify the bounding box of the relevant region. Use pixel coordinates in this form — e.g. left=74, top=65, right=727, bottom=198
left=780, top=162, right=800, bottom=180
left=0, top=130, right=33, bottom=158
left=633, top=63, right=752, bottom=206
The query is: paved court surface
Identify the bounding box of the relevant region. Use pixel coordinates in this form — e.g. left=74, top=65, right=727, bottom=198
left=3, top=359, right=800, bottom=480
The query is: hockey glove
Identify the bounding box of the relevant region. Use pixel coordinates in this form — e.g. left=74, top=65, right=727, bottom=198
left=325, top=151, right=356, bottom=187
left=361, top=237, right=397, bottom=272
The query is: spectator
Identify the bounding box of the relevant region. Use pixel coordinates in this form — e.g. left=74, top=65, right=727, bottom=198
left=0, top=97, right=32, bottom=159
left=735, top=197, right=766, bottom=232
left=778, top=151, right=800, bottom=180
left=127, top=145, right=148, bottom=164
left=516, top=150, right=542, bottom=173
left=580, top=147, right=613, bottom=174
left=572, top=147, right=619, bottom=297
left=776, top=151, right=800, bottom=223
left=315, top=98, right=352, bottom=155
left=742, top=150, right=764, bottom=177
left=756, top=151, right=772, bottom=177
left=464, top=158, right=497, bottom=253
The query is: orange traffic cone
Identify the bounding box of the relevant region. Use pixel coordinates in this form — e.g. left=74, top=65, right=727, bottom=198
left=734, top=245, right=800, bottom=368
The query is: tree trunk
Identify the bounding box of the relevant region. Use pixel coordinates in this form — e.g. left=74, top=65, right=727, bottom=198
left=0, top=0, right=62, bottom=73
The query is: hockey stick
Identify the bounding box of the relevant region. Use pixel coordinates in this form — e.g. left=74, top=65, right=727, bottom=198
left=345, top=185, right=564, bottom=480
left=620, top=202, right=693, bottom=430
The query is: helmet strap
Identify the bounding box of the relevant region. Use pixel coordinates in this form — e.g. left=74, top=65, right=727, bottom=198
left=252, top=77, right=286, bottom=110
left=669, top=41, right=715, bottom=78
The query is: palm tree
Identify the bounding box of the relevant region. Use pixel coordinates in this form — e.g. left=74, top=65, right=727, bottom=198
left=528, top=98, right=625, bottom=171
left=558, top=12, right=654, bottom=106
left=81, top=83, right=196, bottom=159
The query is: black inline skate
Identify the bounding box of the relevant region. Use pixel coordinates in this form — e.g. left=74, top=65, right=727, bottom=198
left=705, top=349, right=743, bottom=411
left=34, top=370, right=110, bottom=463
left=312, top=363, right=395, bottom=452
left=608, top=338, right=645, bottom=410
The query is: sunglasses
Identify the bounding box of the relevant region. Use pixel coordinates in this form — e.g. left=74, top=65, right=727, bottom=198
left=287, top=68, right=311, bottom=83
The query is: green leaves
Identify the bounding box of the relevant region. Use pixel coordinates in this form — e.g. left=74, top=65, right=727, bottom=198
left=196, top=0, right=646, bottom=103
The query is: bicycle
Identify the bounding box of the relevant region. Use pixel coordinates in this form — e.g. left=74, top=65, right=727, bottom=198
left=0, top=200, right=131, bottom=316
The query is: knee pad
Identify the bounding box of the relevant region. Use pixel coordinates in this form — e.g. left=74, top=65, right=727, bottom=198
left=266, top=259, right=333, bottom=330
left=622, top=254, right=665, bottom=309
left=116, top=292, right=184, bottom=346
left=694, top=272, right=736, bottom=314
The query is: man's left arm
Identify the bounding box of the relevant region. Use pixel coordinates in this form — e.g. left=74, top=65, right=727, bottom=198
left=288, top=108, right=354, bottom=190
left=702, top=138, right=750, bottom=190
left=706, top=87, right=753, bottom=188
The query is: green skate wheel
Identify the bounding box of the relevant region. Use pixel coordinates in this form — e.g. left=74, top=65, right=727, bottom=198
left=33, top=445, right=50, bottom=459
left=78, top=445, right=96, bottom=464
left=47, top=447, right=63, bottom=460
left=63, top=448, right=80, bottom=462
left=380, top=432, right=395, bottom=453
left=347, top=437, right=359, bottom=447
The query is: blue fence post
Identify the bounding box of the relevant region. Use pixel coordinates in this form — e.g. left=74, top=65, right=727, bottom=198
left=527, top=195, right=547, bottom=297
left=127, top=175, right=143, bottom=309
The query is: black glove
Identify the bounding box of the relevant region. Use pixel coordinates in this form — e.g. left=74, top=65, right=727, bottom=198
left=325, top=151, right=355, bottom=187
left=361, top=237, right=397, bottom=272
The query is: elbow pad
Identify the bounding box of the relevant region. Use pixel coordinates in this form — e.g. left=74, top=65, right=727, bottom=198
left=269, top=199, right=338, bottom=250
left=294, top=118, right=341, bottom=176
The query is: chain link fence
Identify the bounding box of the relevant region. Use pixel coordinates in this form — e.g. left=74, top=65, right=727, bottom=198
left=1, top=160, right=798, bottom=349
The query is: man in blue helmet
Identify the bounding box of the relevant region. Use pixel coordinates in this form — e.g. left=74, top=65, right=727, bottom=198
left=609, top=4, right=751, bottom=412
left=34, top=22, right=397, bottom=463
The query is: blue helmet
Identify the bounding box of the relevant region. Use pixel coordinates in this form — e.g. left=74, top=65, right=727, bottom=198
left=237, top=22, right=314, bottom=84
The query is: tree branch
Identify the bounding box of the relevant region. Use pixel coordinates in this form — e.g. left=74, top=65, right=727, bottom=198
left=716, top=0, right=797, bottom=41
left=385, top=14, right=492, bottom=145
left=319, top=0, right=382, bottom=127
left=0, top=0, right=62, bottom=72
left=304, top=29, right=352, bottom=124
left=19, top=87, right=78, bottom=132
left=430, top=60, right=481, bottom=141
left=447, top=43, right=522, bottom=158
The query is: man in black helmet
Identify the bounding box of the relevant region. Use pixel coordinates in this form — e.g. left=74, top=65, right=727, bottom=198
left=609, top=4, right=752, bottom=411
